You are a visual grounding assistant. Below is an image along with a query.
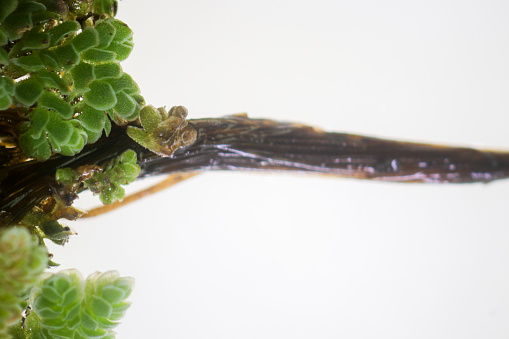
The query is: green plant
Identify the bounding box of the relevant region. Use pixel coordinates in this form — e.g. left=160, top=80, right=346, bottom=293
left=0, top=1, right=139, bottom=337
left=2, top=0, right=143, bottom=161
left=1, top=1, right=509, bottom=338
left=0, top=227, right=47, bottom=339
left=56, top=149, right=140, bottom=205
left=22, top=270, right=133, bottom=338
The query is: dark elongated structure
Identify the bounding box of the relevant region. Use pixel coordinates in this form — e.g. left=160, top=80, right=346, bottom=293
left=1, top=115, right=509, bottom=226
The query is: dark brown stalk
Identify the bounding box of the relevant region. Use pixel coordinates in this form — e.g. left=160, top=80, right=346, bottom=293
left=1, top=115, right=509, bottom=227
left=140, top=115, right=509, bottom=183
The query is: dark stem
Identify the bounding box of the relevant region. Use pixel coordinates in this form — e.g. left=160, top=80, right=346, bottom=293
left=2, top=115, right=509, bottom=226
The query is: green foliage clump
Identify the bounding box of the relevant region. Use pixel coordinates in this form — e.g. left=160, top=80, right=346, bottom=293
left=84, top=149, right=141, bottom=204
left=127, top=105, right=197, bottom=157
left=18, top=107, right=88, bottom=160
left=23, top=269, right=133, bottom=338
left=0, top=227, right=48, bottom=338
left=1, top=0, right=144, bottom=161
left=1, top=2, right=142, bottom=337
left=56, top=149, right=141, bottom=205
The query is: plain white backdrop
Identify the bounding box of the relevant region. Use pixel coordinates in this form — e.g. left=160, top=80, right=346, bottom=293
left=48, top=1, right=509, bottom=338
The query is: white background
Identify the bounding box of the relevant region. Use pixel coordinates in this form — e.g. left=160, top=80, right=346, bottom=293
left=48, top=1, right=509, bottom=338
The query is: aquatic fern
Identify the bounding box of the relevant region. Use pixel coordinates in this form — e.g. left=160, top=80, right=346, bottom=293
left=0, top=1, right=156, bottom=337
left=0, top=228, right=133, bottom=339
left=0, top=227, right=48, bottom=338
left=1, top=0, right=144, bottom=160
left=56, top=149, right=141, bottom=205
left=23, top=269, right=133, bottom=338
left=84, top=149, right=141, bottom=204
left=127, top=105, right=197, bottom=157
left=18, top=107, right=88, bottom=159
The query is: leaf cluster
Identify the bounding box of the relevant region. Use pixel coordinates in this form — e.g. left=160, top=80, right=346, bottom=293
left=1, top=3, right=146, bottom=337
left=23, top=269, right=133, bottom=338
left=1, top=0, right=144, bottom=160
left=0, top=227, right=133, bottom=339
left=0, top=227, right=48, bottom=338
left=56, top=149, right=141, bottom=205
left=127, top=105, right=198, bottom=157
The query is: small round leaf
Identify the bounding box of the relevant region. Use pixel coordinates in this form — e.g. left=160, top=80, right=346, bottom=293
left=14, top=78, right=43, bottom=106
left=38, top=91, right=73, bottom=119
left=20, top=31, right=50, bottom=50
left=77, top=105, right=106, bottom=133
left=14, top=55, right=46, bottom=72
left=36, top=70, right=71, bottom=95
left=29, top=107, right=50, bottom=139
left=71, top=26, right=99, bottom=53
left=55, top=44, right=80, bottom=70
left=94, top=20, right=116, bottom=49
left=107, top=41, right=133, bottom=61
left=94, top=63, right=121, bottom=80
left=45, top=112, right=73, bottom=145
left=84, top=81, right=117, bottom=110
left=39, top=49, right=61, bottom=70
left=48, top=20, right=80, bottom=46
left=81, top=48, right=116, bottom=64
left=71, top=62, right=95, bottom=93
left=113, top=91, right=136, bottom=119
left=18, top=132, right=51, bottom=160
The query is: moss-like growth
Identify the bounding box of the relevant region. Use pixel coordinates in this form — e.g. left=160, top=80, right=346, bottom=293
left=0, top=1, right=152, bottom=337
left=0, top=227, right=48, bottom=338
left=127, top=105, right=197, bottom=157
left=56, top=149, right=141, bottom=205
left=83, top=149, right=141, bottom=205
left=1, top=1, right=144, bottom=161
left=23, top=269, right=133, bottom=338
